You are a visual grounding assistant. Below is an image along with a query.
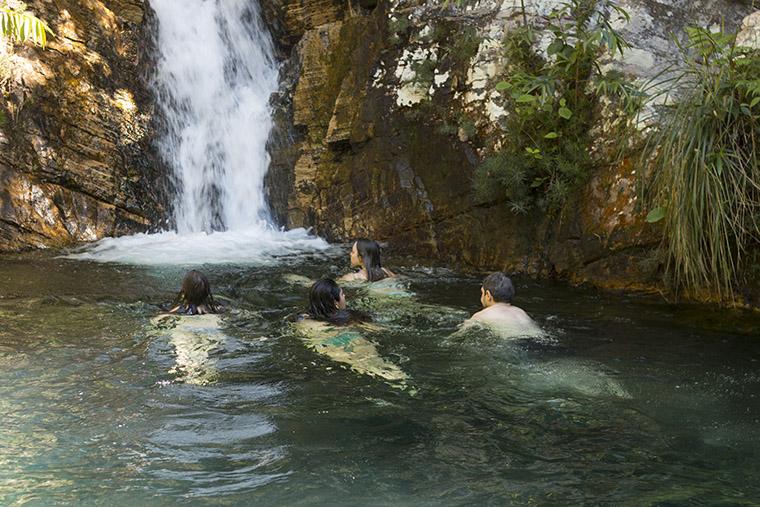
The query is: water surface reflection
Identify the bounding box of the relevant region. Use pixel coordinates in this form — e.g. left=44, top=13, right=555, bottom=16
left=0, top=253, right=758, bottom=505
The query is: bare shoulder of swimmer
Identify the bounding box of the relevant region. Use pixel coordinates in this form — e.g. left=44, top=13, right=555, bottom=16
left=504, top=305, right=535, bottom=324
left=500, top=305, right=533, bottom=322
left=469, top=307, right=491, bottom=322
left=474, top=304, right=535, bottom=325
left=382, top=267, right=397, bottom=278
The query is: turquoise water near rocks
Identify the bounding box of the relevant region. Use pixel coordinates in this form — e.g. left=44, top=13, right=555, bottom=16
left=1, top=251, right=759, bottom=505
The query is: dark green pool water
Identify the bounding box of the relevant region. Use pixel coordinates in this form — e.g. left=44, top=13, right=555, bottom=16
left=1, top=250, right=759, bottom=505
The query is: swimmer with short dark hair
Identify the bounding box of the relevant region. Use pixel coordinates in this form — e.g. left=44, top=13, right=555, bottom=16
left=169, top=270, right=220, bottom=315
left=340, top=239, right=396, bottom=282
left=464, top=272, right=542, bottom=336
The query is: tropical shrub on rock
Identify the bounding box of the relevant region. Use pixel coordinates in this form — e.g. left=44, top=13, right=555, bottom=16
left=474, top=0, right=642, bottom=213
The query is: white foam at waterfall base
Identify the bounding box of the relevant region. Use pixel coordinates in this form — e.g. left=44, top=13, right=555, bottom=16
left=67, top=227, right=332, bottom=266
left=68, top=0, right=329, bottom=265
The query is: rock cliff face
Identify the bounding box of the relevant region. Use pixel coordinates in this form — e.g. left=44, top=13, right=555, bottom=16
left=266, top=0, right=754, bottom=291
left=0, top=0, right=167, bottom=252
left=1, top=0, right=756, bottom=299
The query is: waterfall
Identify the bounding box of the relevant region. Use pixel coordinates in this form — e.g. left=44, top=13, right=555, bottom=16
left=151, top=0, right=277, bottom=233
left=68, top=0, right=328, bottom=265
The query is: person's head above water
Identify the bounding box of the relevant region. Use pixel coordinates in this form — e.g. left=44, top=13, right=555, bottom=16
left=480, top=272, right=515, bottom=308
left=350, top=238, right=387, bottom=282
left=308, top=278, right=347, bottom=320
left=176, top=270, right=218, bottom=313
left=306, top=278, right=370, bottom=325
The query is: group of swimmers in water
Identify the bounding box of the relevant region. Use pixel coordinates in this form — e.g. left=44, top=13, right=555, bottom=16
left=167, top=238, right=541, bottom=335
left=156, top=241, right=638, bottom=400
left=158, top=238, right=541, bottom=387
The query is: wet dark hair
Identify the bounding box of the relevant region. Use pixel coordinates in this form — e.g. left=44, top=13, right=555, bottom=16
left=308, top=278, right=367, bottom=326
left=482, top=272, right=515, bottom=303
left=176, top=270, right=218, bottom=313
left=355, top=238, right=387, bottom=282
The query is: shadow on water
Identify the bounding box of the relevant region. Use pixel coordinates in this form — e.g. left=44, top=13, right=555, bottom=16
left=0, top=252, right=759, bottom=505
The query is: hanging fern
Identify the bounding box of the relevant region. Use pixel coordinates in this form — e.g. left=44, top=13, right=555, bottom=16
left=1, top=2, right=52, bottom=47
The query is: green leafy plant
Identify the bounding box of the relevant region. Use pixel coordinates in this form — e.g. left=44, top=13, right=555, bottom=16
left=408, top=56, right=437, bottom=86
left=474, top=0, right=642, bottom=213
left=388, top=15, right=409, bottom=46
left=443, top=24, right=480, bottom=67
left=641, top=26, right=760, bottom=298
left=1, top=1, right=52, bottom=47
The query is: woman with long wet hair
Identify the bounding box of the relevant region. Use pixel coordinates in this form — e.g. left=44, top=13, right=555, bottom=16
left=306, top=278, right=367, bottom=325
left=295, top=278, right=406, bottom=385
left=153, top=270, right=224, bottom=385
left=169, top=270, right=220, bottom=315
left=340, top=238, right=395, bottom=283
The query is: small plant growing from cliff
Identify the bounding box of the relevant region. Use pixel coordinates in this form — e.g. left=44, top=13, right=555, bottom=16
left=1, top=2, right=51, bottom=128
left=474, top=0, right=642, bottom=213
left=388, top=16, right=410, bottom=46
left=641, top=27, right=760, bottom=299
left=1, top=1, right=52, bottom=47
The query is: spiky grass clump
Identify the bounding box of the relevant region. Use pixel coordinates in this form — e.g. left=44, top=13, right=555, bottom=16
left=643, top=27, right=760, bottom=299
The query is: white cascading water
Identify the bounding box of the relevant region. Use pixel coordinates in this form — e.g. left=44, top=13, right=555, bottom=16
left=70, top=0, right=327, bottom=265
left=154, top=0, right=274, bottom=233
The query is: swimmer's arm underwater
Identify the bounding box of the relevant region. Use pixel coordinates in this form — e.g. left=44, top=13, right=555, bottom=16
left=282, top=274, right=316, bottom=287
left=357, top=321, right=385, bottom=333
left=338, top=271, right=365, bottom=282
left=452, top=317, right=483, bottom=336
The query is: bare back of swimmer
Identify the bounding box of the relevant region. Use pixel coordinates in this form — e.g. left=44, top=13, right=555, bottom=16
left=465, top=272, right=542, bottom=337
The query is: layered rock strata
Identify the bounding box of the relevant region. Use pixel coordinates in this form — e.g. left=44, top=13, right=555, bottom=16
left=267, top=0, right=754, bottom=292
left=0, top=0, right=167, bottom=252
